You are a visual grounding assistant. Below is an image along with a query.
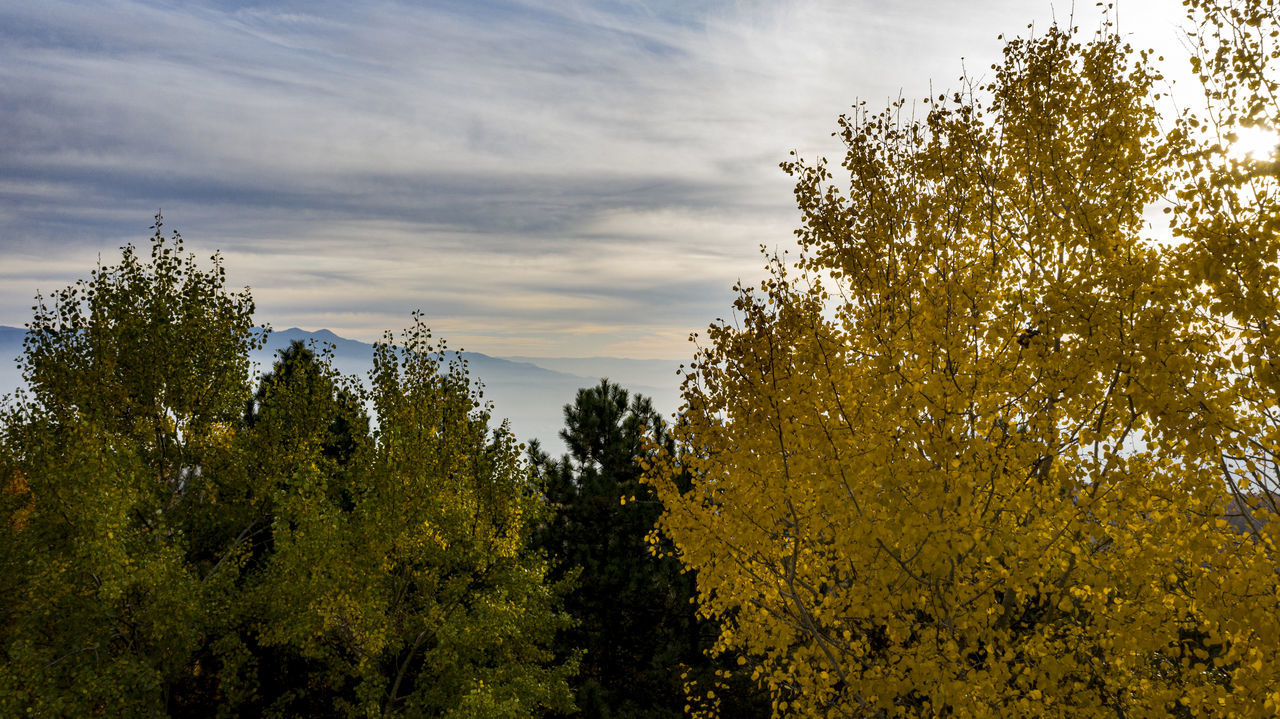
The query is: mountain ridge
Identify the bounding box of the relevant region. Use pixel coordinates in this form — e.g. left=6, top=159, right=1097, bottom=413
left=0, top=325, right=682, bottom=456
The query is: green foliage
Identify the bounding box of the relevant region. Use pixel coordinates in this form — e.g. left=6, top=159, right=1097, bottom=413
left=0, top=215, right=257, bottom=717
left=532, top=379, right=768, bottom=719
left=0, top=221, right=574, bottom=717
left=22, top=214, right=258, bottom=483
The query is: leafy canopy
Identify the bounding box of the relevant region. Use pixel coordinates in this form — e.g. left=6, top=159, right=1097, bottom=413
left=0, top=219, right=574, bottom=717
left=648, top=4, right=1280, bottom=717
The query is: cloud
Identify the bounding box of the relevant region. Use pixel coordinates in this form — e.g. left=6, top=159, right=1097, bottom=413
left=0, top=0, right=1186, bottom=358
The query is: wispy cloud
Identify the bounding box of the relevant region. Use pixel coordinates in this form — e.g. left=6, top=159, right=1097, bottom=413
left=0, top=0, right=1184, bottom=358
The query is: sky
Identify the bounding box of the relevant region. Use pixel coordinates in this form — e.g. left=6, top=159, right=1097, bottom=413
left=0, top=0, right=1184, bottom=359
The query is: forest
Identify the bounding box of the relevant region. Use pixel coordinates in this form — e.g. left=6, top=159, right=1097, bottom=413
left=5, top=0, right=1280, bottom=716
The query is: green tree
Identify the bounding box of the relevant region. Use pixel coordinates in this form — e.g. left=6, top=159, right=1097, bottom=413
left=235, top=320, right=576, bottom=717
left=0, top=215, right=258, bottom=716
left=532, top=379, right=767, bottom=719
left=22, top=214, right=257, bottom=485
left=187, top=338, right=374, bottom=715
left=0, top=221, right=575, bottom=717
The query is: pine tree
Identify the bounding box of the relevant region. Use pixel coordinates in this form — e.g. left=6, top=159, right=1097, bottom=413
left=533, top=379, right=767, bottom=718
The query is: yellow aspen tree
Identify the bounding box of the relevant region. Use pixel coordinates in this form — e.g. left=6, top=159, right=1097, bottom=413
left=648, top=8, right=1280, bottom=718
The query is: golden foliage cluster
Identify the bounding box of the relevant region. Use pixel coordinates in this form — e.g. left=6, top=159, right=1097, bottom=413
left=648, top=2, right=1280, bottom=716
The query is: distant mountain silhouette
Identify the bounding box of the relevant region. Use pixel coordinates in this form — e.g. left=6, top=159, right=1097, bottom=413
left=0, top=325, right=681, bottom=456
left=506, top=355, right=685, bottom=391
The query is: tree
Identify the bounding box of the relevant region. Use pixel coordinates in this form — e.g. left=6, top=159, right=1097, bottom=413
left=225, top=319, right=575, bottom=717
left=0, top=215, right=259, bottom=716
left=22, top=214, right=258, bottom=485
left=191, top=338, right=374, bottom=715
left=0, top=222, right=575, bottom=717
left=532, top=380, right=765, bottom=718
left=648, top=8, right=1280, bottom=718
left=1174, top=0, right=1280, bottom=519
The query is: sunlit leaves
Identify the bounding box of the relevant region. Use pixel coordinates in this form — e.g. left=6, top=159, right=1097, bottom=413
left=649, top=8, right=1280, bottom=717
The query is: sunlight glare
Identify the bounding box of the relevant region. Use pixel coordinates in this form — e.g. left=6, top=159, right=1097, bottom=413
left=1230, top=125, right=1280, bottom=162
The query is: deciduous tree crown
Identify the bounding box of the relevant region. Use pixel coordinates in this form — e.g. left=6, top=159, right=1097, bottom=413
left=0, top=220, right=575, bottom=717
left=648, top=3, right=1280, bottom=717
